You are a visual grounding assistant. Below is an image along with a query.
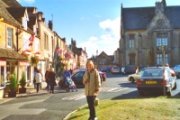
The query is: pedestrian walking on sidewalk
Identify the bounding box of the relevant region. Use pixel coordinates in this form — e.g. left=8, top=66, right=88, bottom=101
left=45, top=67, right=50, bottom=91
left=48, top=67, right=56, bottom=93
left=83, top=60, right=101, bottom=120
left=35, top=69, right=43, bottom=93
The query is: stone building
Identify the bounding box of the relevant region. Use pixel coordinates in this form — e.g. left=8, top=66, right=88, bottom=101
left=70, top=39, right=88, bottom=69
left=0, top=0, right=74, bottom=87
left=90, top=51, right=114, bottom=71
left=119, top=0, right=180, bottom=67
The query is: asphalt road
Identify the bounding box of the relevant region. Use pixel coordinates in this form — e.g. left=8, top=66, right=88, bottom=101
left=0, top=74, right=179, bottom=120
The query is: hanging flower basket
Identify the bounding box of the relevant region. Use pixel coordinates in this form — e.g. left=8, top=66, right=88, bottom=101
left=65, top=52, right=72, bottom=60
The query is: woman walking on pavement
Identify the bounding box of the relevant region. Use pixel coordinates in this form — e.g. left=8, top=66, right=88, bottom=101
left=83, top=60, right=101, bottom=120
left=35, top=69, right=43, bottom=93
left=48, top=67, right=56, bottom=93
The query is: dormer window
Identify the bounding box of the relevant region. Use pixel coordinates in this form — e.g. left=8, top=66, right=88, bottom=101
left=22, top=17, right=28, bottom=30
left=22, top=9, right=29, bottom=30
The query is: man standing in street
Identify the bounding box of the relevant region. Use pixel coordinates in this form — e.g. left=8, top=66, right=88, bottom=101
left=45, top=67, right=50, bottom=91
left=83, top=60, right=101, bottom=120
left=48, top=67, right=56, bottom=94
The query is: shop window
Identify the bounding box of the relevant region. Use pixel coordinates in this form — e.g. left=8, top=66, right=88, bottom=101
left=0, top=66, right=5, bottom=86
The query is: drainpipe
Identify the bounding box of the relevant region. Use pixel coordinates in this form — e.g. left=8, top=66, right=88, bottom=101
left=16, top=27, right=20, bottom=83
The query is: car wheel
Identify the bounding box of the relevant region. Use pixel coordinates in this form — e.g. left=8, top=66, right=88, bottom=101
left=138, top=91, right=144, bottom=96
left=130, top=77, right=135, bottom=83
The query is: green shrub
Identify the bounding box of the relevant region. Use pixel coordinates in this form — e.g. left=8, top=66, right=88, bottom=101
left=9, top=74, right=18, bottom=91
left=19, top=72, right=26, bottom=88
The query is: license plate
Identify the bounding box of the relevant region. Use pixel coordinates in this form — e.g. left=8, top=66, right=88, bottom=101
left=145, top=81, right=157, bottom=85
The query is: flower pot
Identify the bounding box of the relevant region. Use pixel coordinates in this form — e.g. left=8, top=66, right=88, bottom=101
left=19, top=87, right=26, bottom=93
left=8, top=90, right=16, bottom=97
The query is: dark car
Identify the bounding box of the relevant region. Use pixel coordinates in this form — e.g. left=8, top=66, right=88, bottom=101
left=71, top=70, right=106, bottom=88
left=136, top=67, right=177, bottom=96
left=123, top=65, right=136, bottom=75
left=173, top=65, right=180, bottom=78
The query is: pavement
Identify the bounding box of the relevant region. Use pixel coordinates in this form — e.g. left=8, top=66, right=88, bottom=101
left=0, top=81, right=51, bottom=105
left=0, top=82, right=82, bottom=120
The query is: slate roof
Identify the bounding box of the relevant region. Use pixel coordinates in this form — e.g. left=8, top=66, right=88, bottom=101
left=122, top=6, right=180, bottom=30
left=0, top=48, right=27, bottom=60
left=26, top=7, right=37, bottom=15
left=6, top=7, right=34, bottom=34
left=26, top=7, right=38, bottom=30
left=2, top=0, right=21, bottom=7
left=165, top=6, right=180, bottom=29
left=28, top=15, right=37, bottom=30
left=7, top=7, right=26, bottom=23
left=0, top=4, right=21, bottom=27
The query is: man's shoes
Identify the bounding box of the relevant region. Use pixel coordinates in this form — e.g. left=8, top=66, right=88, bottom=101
left=88, top=117, right=98, bottom=120
left=94, top=117, right=98, bottom=120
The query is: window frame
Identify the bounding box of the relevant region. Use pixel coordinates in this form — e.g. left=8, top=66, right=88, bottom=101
left=7, top=27, right=13, bottom=48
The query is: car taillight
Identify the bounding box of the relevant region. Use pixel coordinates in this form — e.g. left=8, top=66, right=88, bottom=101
left=160, top=80, right=167, bottom=86
left=136, top=79, right=143, bottom=86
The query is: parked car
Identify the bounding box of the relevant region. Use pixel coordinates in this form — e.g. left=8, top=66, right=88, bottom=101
left=111, top=66, right=121, bottom=74
left=123, top=65, right=136, bottom=75
left=71, top=69, right=106, bottom=88
left=136, top=67, right=177, bottom=96
left=128, top=70, right=144, bottom=83
left=173, top=65, right=180, bottom=78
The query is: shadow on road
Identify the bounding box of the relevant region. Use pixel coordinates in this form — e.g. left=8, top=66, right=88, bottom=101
left=111, top=90, right=180, bottom=100
left=111, top=91, right=139, bottom=100
left=106, top=73, right=127, bottom=78
left=118, top=82, right=136, bottom=88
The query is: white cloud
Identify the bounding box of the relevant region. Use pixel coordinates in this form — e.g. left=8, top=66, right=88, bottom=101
left=17, top=0, right=35, bottom=3
left=80, top=17, right=120, bottom=58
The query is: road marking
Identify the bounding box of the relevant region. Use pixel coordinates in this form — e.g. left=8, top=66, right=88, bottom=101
left=61, top=87, right=133, bottom=101
left=101, top=87, right=129, bottom=93
left=62, top=93, right=85, bottom=101
left=107, top=88, right=119, bottom=92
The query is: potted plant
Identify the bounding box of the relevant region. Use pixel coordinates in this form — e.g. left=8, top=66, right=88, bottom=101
left=8, top=74, right=18, bottom=97
left=19, top=72, right=26, bottom=93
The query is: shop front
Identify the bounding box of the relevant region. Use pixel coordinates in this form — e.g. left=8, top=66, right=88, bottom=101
left=0, top=48, right=27, bottom=98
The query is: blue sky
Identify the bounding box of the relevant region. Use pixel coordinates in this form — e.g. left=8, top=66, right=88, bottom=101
left=18, top=0, right=180, bottom=57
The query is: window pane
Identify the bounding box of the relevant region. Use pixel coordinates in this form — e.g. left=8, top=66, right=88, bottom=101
left=7, top=28, right=13, bottom=47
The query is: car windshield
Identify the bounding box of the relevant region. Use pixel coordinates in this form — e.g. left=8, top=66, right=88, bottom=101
left=73, top=71, right=85, bottom=78
left=174, top=65, right=180, bottom=71
left=142, top=68, right=163, bottom=78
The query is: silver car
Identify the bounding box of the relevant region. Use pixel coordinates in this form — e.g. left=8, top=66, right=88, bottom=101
left=136, top=67, right=177, bottom=96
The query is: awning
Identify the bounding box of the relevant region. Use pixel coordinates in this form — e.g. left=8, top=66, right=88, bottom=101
left=0, top=48, right=27, bottom=61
